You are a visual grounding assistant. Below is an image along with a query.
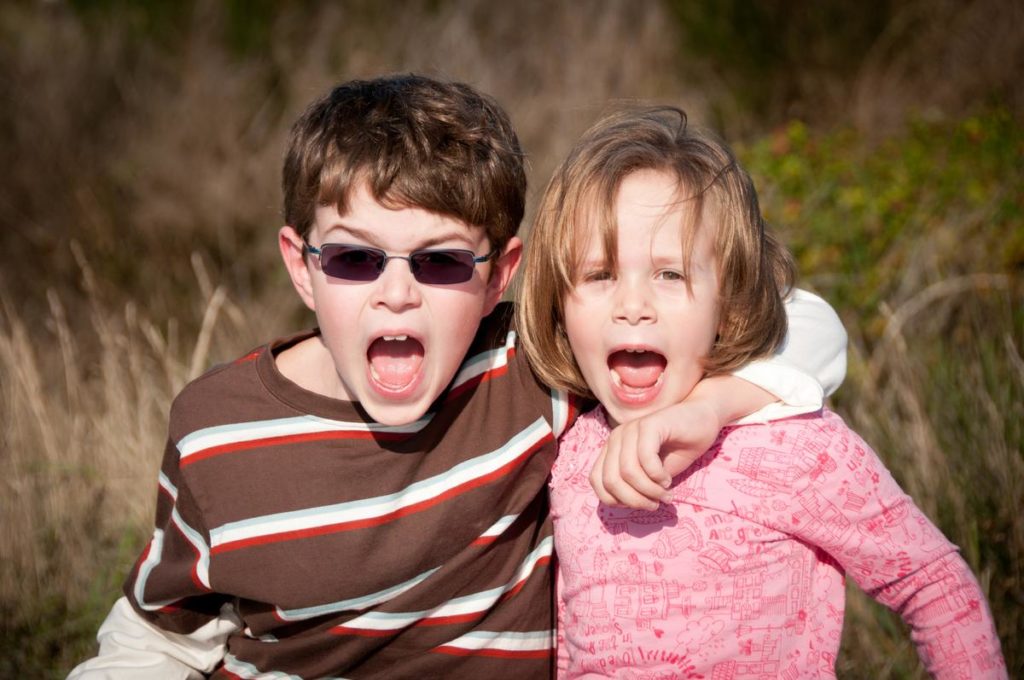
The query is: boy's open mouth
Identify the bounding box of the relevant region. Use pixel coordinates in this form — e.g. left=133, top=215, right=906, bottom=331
left=367, top=335, right=425, bottom=393
left=607, top=348, right=666, bottom=399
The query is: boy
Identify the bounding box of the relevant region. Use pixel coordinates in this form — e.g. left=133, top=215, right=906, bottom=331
left=69, top=74, right=846, bottom=679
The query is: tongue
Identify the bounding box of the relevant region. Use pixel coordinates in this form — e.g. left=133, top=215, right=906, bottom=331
left=368, top=338, right=424, bottom=388
left=608, top=350, right=666, bottom=389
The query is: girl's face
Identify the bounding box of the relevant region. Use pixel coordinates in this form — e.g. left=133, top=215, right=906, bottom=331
left=563, top=170, right=720, bottom=427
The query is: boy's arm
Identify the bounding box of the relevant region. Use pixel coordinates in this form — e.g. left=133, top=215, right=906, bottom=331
left=591, top=288, right=847, bottom=509
left=70, top=433, right=235, bottom=675
left=67, top=597, right=241, bottom=680
left=731, top=288, right=847, bottom=422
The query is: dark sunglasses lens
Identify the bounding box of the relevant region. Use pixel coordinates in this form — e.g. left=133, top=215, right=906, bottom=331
left=410, top=250, right=476, bottom=284
left=321, top=246, right=384, bottom=281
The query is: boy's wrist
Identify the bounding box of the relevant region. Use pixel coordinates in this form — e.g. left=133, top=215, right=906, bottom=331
left=686, top=375, right=775, bottom=427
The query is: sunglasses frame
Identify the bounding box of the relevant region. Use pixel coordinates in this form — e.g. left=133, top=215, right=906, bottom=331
left=304, top=241, right=495, bottom=285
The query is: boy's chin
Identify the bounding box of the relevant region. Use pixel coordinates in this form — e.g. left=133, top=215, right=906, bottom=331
left=359, top=389, right=436, bottom=426
left=358, top=371, right=434, bottom=425
left=357, top=397, right=422, bottom=426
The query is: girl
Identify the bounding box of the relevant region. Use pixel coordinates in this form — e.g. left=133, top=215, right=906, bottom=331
left=518, top=107, right=1005, bottom=678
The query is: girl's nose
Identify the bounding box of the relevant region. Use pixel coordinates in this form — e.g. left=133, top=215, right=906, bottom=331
left=612, top=279, right=656, bottom=325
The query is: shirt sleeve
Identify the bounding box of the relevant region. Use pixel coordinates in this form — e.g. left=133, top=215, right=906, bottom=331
left=732, top=288, right=848, bottom=424
left=70, top=427, right=236, bottom=676
left=776, top=417, right=1006, bottom=678
left=120, top=435, right=228, bottom=634
left=66, top=597, right=241, bottom=680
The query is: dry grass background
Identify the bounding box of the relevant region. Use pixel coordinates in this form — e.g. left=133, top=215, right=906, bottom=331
left=1, top=1, right=1021, bottom=677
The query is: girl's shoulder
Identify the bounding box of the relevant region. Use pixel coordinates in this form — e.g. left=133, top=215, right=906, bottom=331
left=558, top=405, right=612, bottom=443
left=720, top=407, right=850, bottom=445
left=553, top=406, right=612, bottom=476
left=711, top=408, right=862, bottom=481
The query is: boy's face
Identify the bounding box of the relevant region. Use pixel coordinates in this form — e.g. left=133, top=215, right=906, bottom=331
left=563, top=170, right=719, bottom=428
left=280, top=182, right=521, bottom=425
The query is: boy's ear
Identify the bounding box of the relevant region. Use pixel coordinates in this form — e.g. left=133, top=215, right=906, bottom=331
left=278, top=226, right=317, bottom=312
left=484, top=236, right=523, bottom=315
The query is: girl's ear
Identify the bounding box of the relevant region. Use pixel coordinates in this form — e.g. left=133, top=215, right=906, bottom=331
left=278, top=226, right=317, bottom=312
left=484, top=236, right=523, bottom=315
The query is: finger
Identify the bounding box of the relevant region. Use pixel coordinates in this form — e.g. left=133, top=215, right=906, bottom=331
left=615, top=423, right=671, bottom=504
left=662, top=446, right=708, bottom=479
left=634, top=420, right=673, bottom=490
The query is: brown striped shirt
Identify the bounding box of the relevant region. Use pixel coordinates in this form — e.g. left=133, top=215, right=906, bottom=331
left=125, top=303, right=578, bottom=679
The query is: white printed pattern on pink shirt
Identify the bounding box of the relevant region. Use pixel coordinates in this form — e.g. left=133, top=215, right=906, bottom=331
left=551, top=408, right=1005, bottom=679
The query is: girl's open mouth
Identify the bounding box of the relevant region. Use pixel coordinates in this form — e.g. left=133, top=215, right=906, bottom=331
left=607, top=348, right=666, bottom=404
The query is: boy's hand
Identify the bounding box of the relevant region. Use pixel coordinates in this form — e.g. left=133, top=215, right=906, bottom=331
left=589, top=376, right=776, bottom=509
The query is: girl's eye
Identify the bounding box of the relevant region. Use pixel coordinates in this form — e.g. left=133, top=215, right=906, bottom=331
left=581, top=270, right=613, bottom=283
left=656, top=269, right=686, bottom=282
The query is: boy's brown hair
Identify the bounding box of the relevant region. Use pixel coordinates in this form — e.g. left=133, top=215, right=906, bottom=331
left=283, top=74, right=526, bottom=251
left=518, top=106, right=795, bottom=399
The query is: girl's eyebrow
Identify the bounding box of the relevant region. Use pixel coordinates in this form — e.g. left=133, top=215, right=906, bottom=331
left=577, top=253, right=613, bottom=268
left=650, top=254, right=690, bottom=268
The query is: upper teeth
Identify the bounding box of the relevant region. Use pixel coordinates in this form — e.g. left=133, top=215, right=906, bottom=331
left=383, top=335, right=408, bottom=342
left=626, top=348, right=644, bottom=353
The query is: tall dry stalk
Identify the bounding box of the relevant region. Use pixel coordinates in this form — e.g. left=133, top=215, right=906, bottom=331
left=0, top=250, right=253, bottom=675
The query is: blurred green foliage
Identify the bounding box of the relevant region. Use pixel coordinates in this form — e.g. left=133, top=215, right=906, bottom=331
left=743, top=107, right=1023, bottom=331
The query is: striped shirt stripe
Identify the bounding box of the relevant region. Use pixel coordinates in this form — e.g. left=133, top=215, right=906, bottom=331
left=333, top=536, right=554, bottom=635
left=222, top=653, right=347, bottom=679
left=137, top=470, right=211, bottom=608
left=134, top=529, right=177, bottom=612
left=472, top=513, right=519, bottom=546
left=171, top=506, right=212, bottom=590
left=135, top=508, right=212, bottom=609
left=209, top=418, right=553, bottom=554
left=178, top=415, right=430, bottom=467
left=275, top=566, right=441, bottom=622
left=449, top=331, right=515, bottom=390
left=158, top=470, right=178, bottom=501
left=432, top=630, right=554, bottom=658
left=550, top=388, right=572, bottom=438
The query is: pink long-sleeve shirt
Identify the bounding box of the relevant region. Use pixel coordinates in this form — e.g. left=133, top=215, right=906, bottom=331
left=551, top=407, right=1005, bottom=679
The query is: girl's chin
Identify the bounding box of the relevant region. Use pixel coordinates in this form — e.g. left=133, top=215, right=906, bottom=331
left=608, top=379, right=663, bottom=410
left=604, top=401, right=664, bottom=428
left=603, top=383, right=695, bottom=427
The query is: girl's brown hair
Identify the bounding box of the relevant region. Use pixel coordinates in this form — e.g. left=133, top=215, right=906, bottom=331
left=517, top=106, right=795, bottom=398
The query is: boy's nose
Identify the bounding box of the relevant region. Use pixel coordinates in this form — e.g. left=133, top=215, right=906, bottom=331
left=612, top=280, right=656, bottom=325
left=371, top=258, right=422, bottom=311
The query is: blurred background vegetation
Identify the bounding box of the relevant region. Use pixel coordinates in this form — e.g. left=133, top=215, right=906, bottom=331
left=1, top=0, right=1021, bottom=677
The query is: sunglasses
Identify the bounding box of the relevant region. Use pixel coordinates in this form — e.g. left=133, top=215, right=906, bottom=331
left=304, top=242, right=495, bottom=285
